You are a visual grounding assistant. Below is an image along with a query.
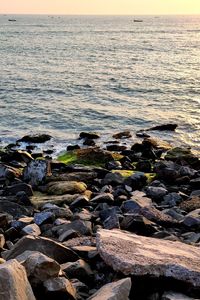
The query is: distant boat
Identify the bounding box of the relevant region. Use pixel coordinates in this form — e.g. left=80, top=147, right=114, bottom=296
left=133, top=19, right=143, bottom=23
left=8, top=19, right=17, bottom=22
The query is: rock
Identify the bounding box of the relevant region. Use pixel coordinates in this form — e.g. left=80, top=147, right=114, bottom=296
left=113, top=131, right=132, bottom=139
left=2, top=235, right=78, bottom=263
left=79, top=132, right=100, bottom=139
left=0, top=200, right=33, bottom=218
left=103, top=172, right=124, bottom=185
left=0, top=259, right=36, bottom=300
left=88, top=277, right=131, bottom=300
left=34, top=211, right=55, bottom=226
left=76, top=148, right=114, bottom=164
left=143, top=137, right=172, bottom=150
left=146, top=186, right=168, bottom=201
left=162, top=193, right=182, bottom=207
left=22, top=252, right=61, bottom=284
left=162, top=291, right=197, bottom=300
left=83, top=138, right=96, bottom=146
left=0, top=234, right=5, bottom=248
left=11, top=217, right=34, bottom=230
left=103, top=214, right=120, bottom=230
left=121, top=194, right=152, bottom=213
left=23, top=160, right=49, bottom=187
left=0, top=258, right=5, bottom=264
left=0, top=163, right=21, bottom=179
left=181, top=232, right=200, bottom=244
left=70, top=195, right=90, bottom=209
left=54, top=219, right=92, bottom=237
left=179, top=196, right=200, bottom=213
left=106, top=145, right=127, bottom=152
left=91, top=193, right=114, bottom=205
left=182, top=209, right=200, bottom=228
left=190, top=178, right=200, bottom=189
left=136, top=160, right=152, bottom=172
left=46, top=181, right=87, bottom=195
left=31, top=194, right=79, bottom=208
left=67, top=145, right=81, bottom=151
left=4, top=183, right=33, bottom=197
left=165, top=147, right=199, bottom=165
left=21, top=224, right=41, bottom=236
left=147, top=124, right=178, bottom=131
left=61, top=259, right=93, bottom=284
left=48, top=171, right=98, bottom=183
left=179, top=166, right=197, bottom=178
left=58, top=229, right=81, bottom=242
left=124, top=172, right=147, bottom=190
left=18, top=134, right=52, bottom=143
left=97, top=229, right=200, bottom=288
left=43, top=277, right=76, bottom=299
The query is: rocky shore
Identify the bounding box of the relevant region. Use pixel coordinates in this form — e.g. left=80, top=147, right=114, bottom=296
left=0, top=127, right=200, bottom=300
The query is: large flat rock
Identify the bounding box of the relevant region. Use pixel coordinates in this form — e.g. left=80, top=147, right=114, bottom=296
left=96, top=229, right=200, bottom=288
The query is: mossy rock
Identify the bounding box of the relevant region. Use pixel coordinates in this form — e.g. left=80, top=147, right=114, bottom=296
left=165, top=147, right=199, bottom=165
left=57, top=148, right=123, bottom=167
left=112, top=170, right=156, bottom=183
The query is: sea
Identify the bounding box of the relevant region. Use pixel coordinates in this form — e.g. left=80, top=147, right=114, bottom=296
left=0, top=15, right=199, bottom=154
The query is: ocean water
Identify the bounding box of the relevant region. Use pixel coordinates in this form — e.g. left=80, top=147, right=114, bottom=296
left=0, top=15, right=199, bottom=153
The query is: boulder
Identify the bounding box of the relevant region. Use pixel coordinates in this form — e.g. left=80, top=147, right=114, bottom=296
left=18, top=134, right=52, bottom=143
left=89, top=277, right=131, bottom=300
left=46, top=181, right=87, bottom=195
left=147, top=124, right=178, bottom=131
left=112, top=131, right=132, bottom=139
left=79, top=132, right=100, bottom=139
left=97, top=229, right=200, bottom=288
left=23, top=160, right=49, bottom=186
left=0, top=259, right=36, bottom=300
left=2, top=235, right=78, bottom=263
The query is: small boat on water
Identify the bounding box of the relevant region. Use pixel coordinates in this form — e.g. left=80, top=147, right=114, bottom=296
left=134, top=19, right=143, bottom=23
left=8, top=19, right=17, bottom=22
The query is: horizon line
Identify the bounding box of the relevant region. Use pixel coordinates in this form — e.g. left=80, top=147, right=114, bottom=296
left=1, top=13, right=200, bottom=16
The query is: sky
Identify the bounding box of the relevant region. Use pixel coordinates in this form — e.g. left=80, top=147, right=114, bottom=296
left=0, top=0, right=200, bottom=15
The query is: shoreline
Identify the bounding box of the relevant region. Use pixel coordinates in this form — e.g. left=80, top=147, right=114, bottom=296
left=0, top=128, right=200, bottom=299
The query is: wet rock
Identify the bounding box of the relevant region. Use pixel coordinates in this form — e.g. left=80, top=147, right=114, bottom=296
left=18, top=134, right=52, bottom=143
left=77, top=147, right=113, bottom=164
left=83, top=138, right=96, bottom=146
left=106, top=145, right=127, bottom=152
left=67, top=144, right=81, bottom=152
left=143, top=137, right=172, bottom=150
left=147, top=124, right=178, bottom=131
left=46, top=181, right=87, bottom=195
left=23, top=160, right=49, bottom=187
left=165, top=147, right=199, bottom=165
left=0, top=259, right=36, bottom=300
left=97, top=229, right=200, bottom=288
left=112, top=131, right=132, bottom=139
left=79, top=132, right=100, bottom=139
left=61, top=259, right=93, bottom=284
left=21, top=223, right=41, bottom=236
left=2, top=235, right=78, bottom=263
left=89, top=277, right=131, bottom=300
left=44, top=277, right=77, bottom=299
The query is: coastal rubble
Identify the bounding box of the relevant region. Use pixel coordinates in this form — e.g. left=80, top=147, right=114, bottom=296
left=0, top=129, right=200, bottom=299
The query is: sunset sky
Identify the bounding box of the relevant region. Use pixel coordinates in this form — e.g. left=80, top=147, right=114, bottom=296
left=1, top=0, right=200, bottom=15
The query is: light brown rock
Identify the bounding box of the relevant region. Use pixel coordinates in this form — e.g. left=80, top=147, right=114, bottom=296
left=97, top=229, right=200, bottom=288
left=88, top=278, right=131, bottom=300
left=0, top=259, right=36, bottom=300
left=47, top=181, right=87, bottom=195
